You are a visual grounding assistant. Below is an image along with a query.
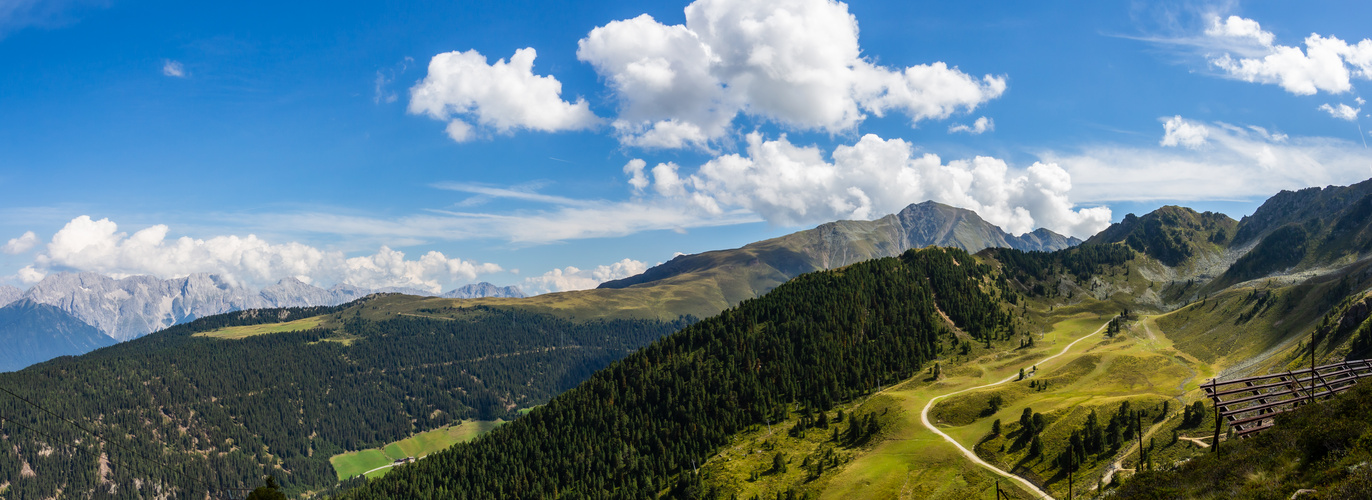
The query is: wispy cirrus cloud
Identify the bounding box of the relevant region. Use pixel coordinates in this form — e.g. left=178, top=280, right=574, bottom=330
left=432, top=181, right=597, bottom=207
left=239, top=198, right=761, bottom=246
left=1045, top=116, right=1372, bottom=203
left=161, top=59, right=185, bottom=78
left=0, top=0, right=107, bottom=39
left=1143, top=12, right=1372, bottom=96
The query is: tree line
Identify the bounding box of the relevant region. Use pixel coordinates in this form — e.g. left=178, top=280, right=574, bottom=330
left=0, top=301, right=688, bottom=498
left=339, top=248, right=1018, bottom=499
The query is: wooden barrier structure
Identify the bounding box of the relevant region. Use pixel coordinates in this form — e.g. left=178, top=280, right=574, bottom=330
left=1203, top=359, right=1372, bottom=451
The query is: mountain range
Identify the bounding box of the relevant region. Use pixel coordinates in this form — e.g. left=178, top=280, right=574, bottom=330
left=0, top=201, right=1070, bottom=374
left=0, top=284, right=19, bottom=307
left=5, top=182, right=1372, bottom=497
left=600, top=200, right=1079, bottom=290
left=456, top=201, right=1079, bottom=324
left=0, top=274, right=525, bottom=373
left=337, top=179, right=1372, bottom=499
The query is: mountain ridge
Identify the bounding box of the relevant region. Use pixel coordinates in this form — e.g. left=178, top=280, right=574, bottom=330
left=0, top=299, right=116, bottom=372
left=600, top=200, right=1080, bottom=291
left=17, top=274, right=528, bottom=343
left=0, top=284, right=19, bottom=308
left=442, top=282, right=526, bottom=299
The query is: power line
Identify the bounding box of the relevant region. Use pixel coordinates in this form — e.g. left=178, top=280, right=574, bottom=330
left=0, top=384, right=214, bottom=496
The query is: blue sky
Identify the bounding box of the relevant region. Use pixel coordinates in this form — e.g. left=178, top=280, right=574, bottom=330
left=2, top=0, right=1371, bottom=294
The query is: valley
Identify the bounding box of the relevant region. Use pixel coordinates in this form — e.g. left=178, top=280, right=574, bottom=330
left=8, top=2, right=1370, bottom=498
left=7, top=181, right=1372, bottom=499
left=694, top=309, right=1210, bottom=499
left=329, top=182, right=1372, bottom=499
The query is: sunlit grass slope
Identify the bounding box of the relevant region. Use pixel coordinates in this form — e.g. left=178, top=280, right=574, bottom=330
left=193, top=315, right=326, bottom=339
left=329, top=420, right=505, bottom=480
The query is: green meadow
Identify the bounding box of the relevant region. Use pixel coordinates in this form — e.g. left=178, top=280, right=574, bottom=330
left=699, top=307, right=1225, bottom=499
left=192, top=315, right=327, bottom=339
left=329, top=419, right=506, bottom=480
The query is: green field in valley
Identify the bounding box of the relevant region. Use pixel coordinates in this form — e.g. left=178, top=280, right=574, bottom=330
left=329, top=419, right=505, bottom=480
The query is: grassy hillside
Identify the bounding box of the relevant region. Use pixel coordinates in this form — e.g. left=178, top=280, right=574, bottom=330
left=337, top=247, right=1025, bottom=499
left=558, top=201, right=1081, bottom=323
left=329, top=419, right=505, bottom=481
left=1114, top=381, right=1372, bottom=499
left=1084, top=206, right=1236, bottom=268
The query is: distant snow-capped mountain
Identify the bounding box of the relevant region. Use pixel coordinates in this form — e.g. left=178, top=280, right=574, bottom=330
left=18, top=273, right=525, bottom=342
left=443, top=282, right=526, bottom=299
left=0, top=285, right=20, bottom=308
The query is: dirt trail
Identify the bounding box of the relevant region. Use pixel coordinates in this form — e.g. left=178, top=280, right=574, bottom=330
left=1178, top=436, right=1211, bottom=448
left=1099, top=318, right=1199, bottom=490
left=920, top=321, right=1109, bottom=500
left=357, top=455, right=428, bottom=478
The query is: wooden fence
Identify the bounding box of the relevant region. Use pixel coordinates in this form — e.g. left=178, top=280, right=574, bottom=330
left=1202, top=359, right=1372, bottom=447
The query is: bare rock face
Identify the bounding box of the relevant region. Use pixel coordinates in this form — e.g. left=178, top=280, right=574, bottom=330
left=0, top=285, right=20, bottom=308
left=599, top=201, right=1082, bottom=291
left=16, top=274, right=526, bottom=343
left=260, top=277, right=355, bottom=308
left=22, top=273, right=269, bottom=342
left=442, top=282, right=526, bottom=299
left=21, top=274, right=372, bottom=342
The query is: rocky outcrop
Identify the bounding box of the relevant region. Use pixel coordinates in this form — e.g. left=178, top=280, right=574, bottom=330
left=443, top=282, right=526, bottom=299
left=0, top=285, right=20, bottom=308
left=600, top=201, right=1081, bottom=291
left=17, top=274, right=522, bottom=342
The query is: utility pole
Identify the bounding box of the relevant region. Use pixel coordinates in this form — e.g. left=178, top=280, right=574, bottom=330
left=1068, top=448, right=1073, bottom=500
left=1137, top=413, right=1145, bottom=471
left=1212, top=394, right=1222, bottom=455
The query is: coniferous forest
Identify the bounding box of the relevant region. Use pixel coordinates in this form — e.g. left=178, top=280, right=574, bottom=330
left=340, top=247, right=1017, bottom=499
left=0, top=297, right=689, bottom=498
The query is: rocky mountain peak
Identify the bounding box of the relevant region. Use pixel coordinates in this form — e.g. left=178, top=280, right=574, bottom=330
left=443, top=282, right=526, bottom=299
left=0, top=285, right=20, bottom=308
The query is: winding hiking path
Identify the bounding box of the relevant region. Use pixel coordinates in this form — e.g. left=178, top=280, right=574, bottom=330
left=1097, top=316, right=1200, bottom=490
left=920, top=321, right=1109, bottom=500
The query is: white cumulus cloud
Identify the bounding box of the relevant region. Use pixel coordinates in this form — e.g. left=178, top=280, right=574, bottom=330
left=409, top=48, right=599, bottom=142
left=22, top=216, right=501, bottom=293
left=520, top=258, right=648, bottom=295
left=2, top=231, right=37, bottom=254
left=624, top=159, right=650, bottom=191
left=162, top=60, right=185, bottom=78
left=1204, top=15, right=1372, bottom=95
left=1319, top=102, right=1362, bottom=121
left=339, top=246, right=502, bottom=292
left=1160, top=115, right=1210, bottom=149
left=631, top=132, right=1112, bottom=238
left=949, top=116, right=994, bottom=135
left=577, top=0, right=1006, bottom=149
